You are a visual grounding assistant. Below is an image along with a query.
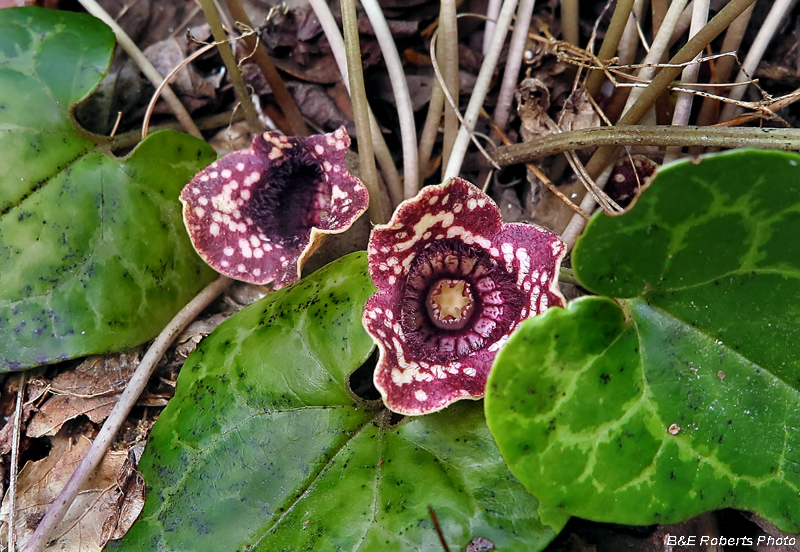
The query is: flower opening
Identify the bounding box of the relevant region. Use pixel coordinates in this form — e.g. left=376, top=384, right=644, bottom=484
left=180, top=127, right=369, bottom=288
left=363, top=178, right=566, bottom=415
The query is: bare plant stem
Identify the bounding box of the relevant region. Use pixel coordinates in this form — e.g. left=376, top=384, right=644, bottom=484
left=443, top=0, right=519, bottom=180
left=438, top=0, right=459, bottom=178
left=339, top=0, right=386, bottom=224
left=663, top=0, right=710, bottom=164
left=482, top=0, right=502, bottom=54
left=719, top=0, right=796, bottom=122
left=694, top=3, right=754, bottom=128
left=197, top=0, right=264, bottom=134
left=77, top=0, right=202, bottom=139
left=103, top=109, right=247, bottom=151
left=561, top=0, right=757, bottom=249
left=222, top=0, right=309, bottom=136
left=418, top=79, right=445, bottom=182
left=361, top=0, right=419, bottom=199
left=651, top=0, right=667, bottom=34
left=490, top=125, right=800, bottom=167
left=584, top=0, right=758, bottom=180
left=308, top=0, right=402, bottom=210
left=616, top=0, right=643, bottom=68
left=21, top=276, right=232, bottom=552
left=560, top=163, right=613, bottom=250
left=667, top=2, right=696, bottom=48
left=561, top=0, right=580, bottom=47
left=7, top=372, right=25, bottom=552
left=493, top=0, right=536, bottom=132
left=622, top=0, right=689, bottom=117
left=142, top=43, right=217, bottom=140
left=585, top=0, right=635, bottom=97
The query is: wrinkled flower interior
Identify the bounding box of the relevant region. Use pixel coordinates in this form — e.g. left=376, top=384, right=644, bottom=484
left=363, top=178, right=566, bottom=416
left=180, top=127, right=368, bottom=288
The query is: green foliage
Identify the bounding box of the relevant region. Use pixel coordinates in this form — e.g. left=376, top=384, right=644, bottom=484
left=0, top=8, right=217, bottom=370
left=486, top=150, right=800, bottom=531
left=113, top=253, right=565, bottom=552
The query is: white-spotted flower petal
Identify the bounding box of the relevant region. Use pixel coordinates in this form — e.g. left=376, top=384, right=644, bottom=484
left=180, top=127, right=368, bottom=288
left=363, top=178, right=566, bottom=415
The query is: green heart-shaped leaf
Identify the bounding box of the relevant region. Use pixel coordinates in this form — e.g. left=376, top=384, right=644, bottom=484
left=0, top=7, right=217, bottom=370
left=486, top=150, right=800, bottom=531
left=112, top=253, right=565, bottom=552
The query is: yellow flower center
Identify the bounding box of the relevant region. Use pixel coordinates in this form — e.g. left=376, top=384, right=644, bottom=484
left=426, top=279, right=475, bottom=330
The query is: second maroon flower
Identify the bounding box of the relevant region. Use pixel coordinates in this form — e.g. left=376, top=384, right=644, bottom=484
left=363, top=178, right=566, bottom=415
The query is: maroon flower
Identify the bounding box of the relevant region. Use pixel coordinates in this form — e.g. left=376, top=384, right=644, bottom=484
left=180, top=127, right=369, bottom=288
left=363, top=178, right=566, bottom=415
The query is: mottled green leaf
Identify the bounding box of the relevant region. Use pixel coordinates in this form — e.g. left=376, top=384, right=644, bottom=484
left=113, top=253, right=565, bottom=552
left=0, top=8, right=217, bottom=370
left=486, top=150, right=800, bottom=531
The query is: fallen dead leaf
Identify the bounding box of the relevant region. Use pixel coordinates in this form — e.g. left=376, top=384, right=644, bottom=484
left=517, top=77, right=554, bottom=141
left=143, top=35, right=217, bottom=114
left=174, top=312, right=231, bottom=359
left=0, top=374, right=48, bottom=454
left=0, top=424, right=145, bottom=552
left=27, top=351, right=140, bottom=438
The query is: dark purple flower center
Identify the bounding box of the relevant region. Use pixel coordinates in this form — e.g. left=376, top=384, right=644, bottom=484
left=400, top=239, right=526, bottom=364
left=243, top=138, right=327, bottom=247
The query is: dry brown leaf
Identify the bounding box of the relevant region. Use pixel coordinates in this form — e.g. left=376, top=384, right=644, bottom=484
left=290, top=82, right=353, bottom=134
left=0, top=425, right=145, bottom=551
left=207, top=121, right=254, bottom=156
left=143, top=37, right=217, bottom=113
left=517, top=77, right=554, bottom=142
left=0, top=375, right=48, bottom=454
left=50, top=351, right=140, bottom=396
left=174, top=312, right=231, bottom=359
left=27, top=395, right=118, bottom=438
left=26, top=352, right=139, bottom=438
left=559, top=88, right=601, bottom=132
left=526, top=176, right=584, bottom=235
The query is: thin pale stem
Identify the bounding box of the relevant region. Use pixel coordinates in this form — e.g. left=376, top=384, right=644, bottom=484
left=340, top=0, right=386, bottom=224
left=142, top=43, right=217, bottom=140
left=197, top=0, right=264, bottom=134
left=7, top=372, right=26, bottom=552
left=585, top=0, right=635, bottom=97
left=561, top=0, right=580, bottom=47
left=418, top=79, right=445, bottom=182
left=616, top=0, right=644, bottom=68
left=719, top=0, right=796, bottom=122
left=21, top=276, right=232, bottom=552
left=308, top=0, right=402, bottom=210
left=493, top=0, right=536, bottom=132
left=77, top=0, right=202, bottom=139
left=651, top=0, right=667, bottom=34
left=443, top=0, right=519, bottom=180
left=694, top=3, right=754, bottom=128
left=482, top=0, right=503, bottom=54
left=560, top=163, right=614, bottom=250
left=584, top=0, right=758, bottom=180
left=361, top=0, right=419, bottom=199
left=622, top=0, right=689, bottom=116
left=663, top=0, right=709, bottom=164
left=104, top=108, right=247, bottom=151
left=489, top=125, right=800, bottom=167
left=222, top=0, right=309, bottom=136
left=438, top=0, right=459, bottom=178
left=667, top=1, right=697, bottom=48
